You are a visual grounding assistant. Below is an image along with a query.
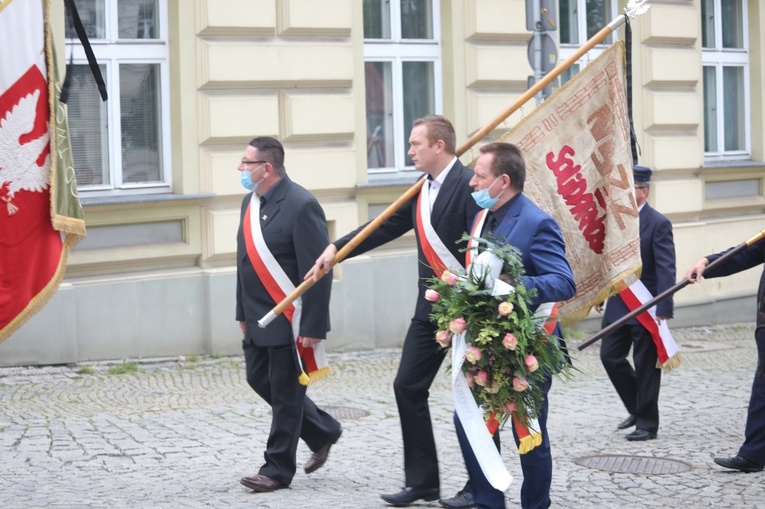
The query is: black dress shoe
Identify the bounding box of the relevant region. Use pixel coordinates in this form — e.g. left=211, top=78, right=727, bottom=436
left=381, top=487, right=440, bottom=507
left=625, top=428, right=657, bottom=441
left=714, top=455, right=764, bottom=473
left=439, top=489, right=475, bottom=509
left=304, top=428, right=342, bottom=474
left=240, top=473, right=288, bottom=492
left=617, top=414, right=637, bottom=430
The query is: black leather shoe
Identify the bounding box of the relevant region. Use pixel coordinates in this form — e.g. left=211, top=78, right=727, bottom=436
left=617, top=414, right=637, bottom=430
left=625, top=428, right=657, bottom=441
left=439, top=489, right=475, bottom=509
left=381, top=487, right=440, bottom=507
left=714, top=455, right=764, bottom=473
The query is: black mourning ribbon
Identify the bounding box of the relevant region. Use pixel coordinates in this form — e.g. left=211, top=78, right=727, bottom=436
left=60, top=0, right=108, bottom=104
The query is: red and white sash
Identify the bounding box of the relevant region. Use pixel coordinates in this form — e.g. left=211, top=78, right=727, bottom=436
left=465, top=209, right=489, bottom=267
left=242, top=195, right=330, bottom=385
left=416, top=181, right=463, bottom=276
left=618, top=280, right=681, bottom=371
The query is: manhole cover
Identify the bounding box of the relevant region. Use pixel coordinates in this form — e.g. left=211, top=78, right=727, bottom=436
left=323, top=405, right=370, bottom=420
left=575, top=455, right=692, bottom=475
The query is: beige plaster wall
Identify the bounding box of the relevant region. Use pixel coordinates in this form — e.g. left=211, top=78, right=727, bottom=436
left=195, top=0, right=360, bottom=263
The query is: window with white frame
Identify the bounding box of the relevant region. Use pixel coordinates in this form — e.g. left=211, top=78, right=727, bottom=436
left=701, top=0, right=750, bottom=160
left=64, top=0, right=171, bottom=194
left=558, top=0, right=617, bottom=84
left=363, top=0, right=441, bottom=173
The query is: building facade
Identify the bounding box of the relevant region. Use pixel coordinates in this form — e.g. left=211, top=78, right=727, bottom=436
left=2, top=0, right=764, bottom=366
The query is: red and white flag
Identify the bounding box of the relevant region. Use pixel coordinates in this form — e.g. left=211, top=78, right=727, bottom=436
left=0, top=0, right=86, bottom=343
left=618, top=280, right=681, bottom=370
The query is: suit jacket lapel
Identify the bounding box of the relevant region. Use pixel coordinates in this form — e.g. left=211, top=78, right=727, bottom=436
left=494, top=193, right=525, bottom=240
left=260, top=175, right=291, bottom=225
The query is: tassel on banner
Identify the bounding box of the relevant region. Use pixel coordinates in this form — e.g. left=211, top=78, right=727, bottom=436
left=657, top=353, right=682, bottom=372
left=513, top=413, right=542, bottom=454
left=299, top=366, right=332, bottom=386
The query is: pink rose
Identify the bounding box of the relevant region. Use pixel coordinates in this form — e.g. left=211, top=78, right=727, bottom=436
left=525, top=355, right=539, bottom=372
left=464, top=345, right=482, bottom=363
left=424, top=289, right=440, bottom=302
left=465, top=372, right=475, bottom=388
left=449, top=318, right=467, bottom=334
left=502, top=333, right=518, bottom=351
left=498, top=301, right=514, bottom=316
left=441, top=270, right=459, bottom=285
left=435, top=331, right=452, bottom=347
left=503, top=401, right=519, bottom=414
left=513, top=377, right=529, bottom=392
left=475, top=370, right=488, bottom=386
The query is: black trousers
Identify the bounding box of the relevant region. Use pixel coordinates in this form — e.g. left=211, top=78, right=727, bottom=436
left=600, top=324, right=661, bottom=432
left=395, top=317, right=447, bottom=489
left=243, top=340, right=341, bottom=485
left=739, top=326, right=765, bottom=466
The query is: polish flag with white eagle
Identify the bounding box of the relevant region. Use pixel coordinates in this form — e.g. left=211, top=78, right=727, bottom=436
left=0, top=0, right=86, bottom=343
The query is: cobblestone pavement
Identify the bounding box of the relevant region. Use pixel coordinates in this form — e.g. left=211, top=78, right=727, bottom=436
left=1, top=323, right=763, bottom=508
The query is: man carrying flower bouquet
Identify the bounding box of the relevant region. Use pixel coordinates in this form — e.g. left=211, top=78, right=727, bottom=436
left=458, top=142, right=576, bottom=509
left=309, top=115, right=481, bottom=506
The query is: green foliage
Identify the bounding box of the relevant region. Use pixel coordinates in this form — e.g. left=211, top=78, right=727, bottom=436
left=107, top=361, right=138, bottom=375
left=428, top=234, right=571, bottom=427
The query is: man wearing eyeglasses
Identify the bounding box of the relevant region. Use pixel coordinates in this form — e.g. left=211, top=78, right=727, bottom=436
left=235, top=137, right=342, bottom=493
left=595, top=165, right=676, bottom=442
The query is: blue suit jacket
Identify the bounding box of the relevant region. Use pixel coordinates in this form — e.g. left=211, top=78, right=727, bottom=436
left=602, top=203, right=676, bottom=326
left=489, top=193, right=576, bottom=313
left=704, top=240, right=765, bottom=325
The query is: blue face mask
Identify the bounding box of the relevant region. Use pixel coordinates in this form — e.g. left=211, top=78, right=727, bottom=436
left=471, top=177, right=502, bottom=209
left=240, top=170, right=262, bottom=191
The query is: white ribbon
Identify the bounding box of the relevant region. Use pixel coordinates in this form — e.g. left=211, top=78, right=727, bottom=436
left=418, top=180, right=463, bottom=272
left=452, top=332, right=513, bottom=491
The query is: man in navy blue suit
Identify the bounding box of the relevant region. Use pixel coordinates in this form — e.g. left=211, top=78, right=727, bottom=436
left=686, top=241, right=765, bottom=473
left=596, top=166, right=676, bottom=441
left=457, top=142, right=576, bottom=509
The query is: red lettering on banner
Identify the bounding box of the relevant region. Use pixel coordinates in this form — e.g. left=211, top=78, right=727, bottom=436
left=546, top=145, right=606, bottom=254
left=542, top=114, right=559, bottom=132
left=588, top=103, right=615, bottom=177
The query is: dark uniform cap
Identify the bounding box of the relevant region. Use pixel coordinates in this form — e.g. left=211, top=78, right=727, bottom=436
left=633, top=165, right=653, bottom=183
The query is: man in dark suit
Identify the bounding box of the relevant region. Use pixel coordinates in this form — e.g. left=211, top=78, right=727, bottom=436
left=236, top=137, right=342, bottom=493
left=597, top=166, right=675, bottom=441
left=310, top=115, right=481, bottom=506
left=686, top=242, right=765, bottom=473
left=458, top=142, right=575, bottom=509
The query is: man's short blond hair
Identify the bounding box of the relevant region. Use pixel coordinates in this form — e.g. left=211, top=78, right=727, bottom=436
left=412, top=114, right=456, bottom=155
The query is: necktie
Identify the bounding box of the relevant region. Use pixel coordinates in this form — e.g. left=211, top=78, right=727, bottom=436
left=484, top=213, right=499, bottom=235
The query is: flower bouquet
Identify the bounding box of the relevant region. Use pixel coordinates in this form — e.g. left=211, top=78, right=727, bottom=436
left=427, top=234, right=571, bottom=450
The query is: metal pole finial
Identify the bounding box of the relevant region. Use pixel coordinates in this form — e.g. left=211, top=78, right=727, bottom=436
left=625, top=0, right=651, bottom=18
